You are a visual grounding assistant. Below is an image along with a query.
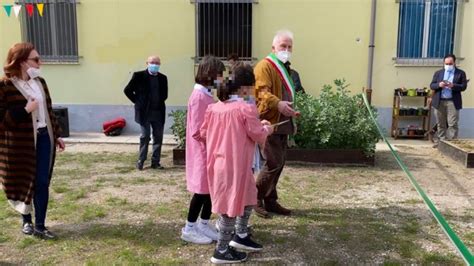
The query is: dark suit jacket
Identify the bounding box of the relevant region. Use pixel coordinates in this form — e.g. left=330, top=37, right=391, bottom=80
left=429, top=68, right=468, bottom=110
left=124, top=70, right=168, bottom=125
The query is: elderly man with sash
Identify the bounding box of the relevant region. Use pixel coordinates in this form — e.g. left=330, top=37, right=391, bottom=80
left=253, top=30, right=299, bottom=218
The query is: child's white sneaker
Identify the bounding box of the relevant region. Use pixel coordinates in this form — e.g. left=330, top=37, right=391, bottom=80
left=197, top=221, right=219, bottom=241
left=180, top=226, right=213, bottom=244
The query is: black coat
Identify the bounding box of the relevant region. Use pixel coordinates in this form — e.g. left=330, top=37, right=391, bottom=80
left=429, top=68, right=468, bottom=110
left=124, top=70, right=168, bottom=124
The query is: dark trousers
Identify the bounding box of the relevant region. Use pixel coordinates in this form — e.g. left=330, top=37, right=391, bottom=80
left=139, top=120, right=164, bottom=164
left=256, top=134, right=287, bottom=203
left=22, top=129, right=52, bottom=230
left=186, top=193, right=212, bottom=222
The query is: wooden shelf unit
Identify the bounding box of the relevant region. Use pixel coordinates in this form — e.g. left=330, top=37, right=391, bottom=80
left=391, top=92, right=432, bottom=140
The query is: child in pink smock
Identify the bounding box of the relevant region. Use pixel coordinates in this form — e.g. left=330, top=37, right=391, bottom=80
left=180, top=56, right=225, bottom=244
left=200, top=65, right=273, bottom=264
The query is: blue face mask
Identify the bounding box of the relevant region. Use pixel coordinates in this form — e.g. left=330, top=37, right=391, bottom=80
left=148, top=64, right=160, bottom=74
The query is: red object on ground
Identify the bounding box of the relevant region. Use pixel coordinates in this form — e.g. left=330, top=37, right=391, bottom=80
left=103, top=117, right=126, bottom=135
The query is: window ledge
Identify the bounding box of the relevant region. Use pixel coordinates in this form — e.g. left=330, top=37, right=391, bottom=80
left=40, top=56, right=82, bottom=65
left=393, top=57, right=464, bottom=67
left=41, top=61, right=80, bottom=65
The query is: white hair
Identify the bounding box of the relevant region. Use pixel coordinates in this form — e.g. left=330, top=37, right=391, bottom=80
left=272, top=30, right=294, bottom=46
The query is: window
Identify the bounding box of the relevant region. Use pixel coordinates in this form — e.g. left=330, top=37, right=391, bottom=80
left=20, top=0, right=79, bottom=63
left=194, top=0, right=255, bottom=62
left=397, top=0, right=460, bottom=60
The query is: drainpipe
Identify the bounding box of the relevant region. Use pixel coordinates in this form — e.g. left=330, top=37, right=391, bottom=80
left=366, top=0, right=377, bottom=104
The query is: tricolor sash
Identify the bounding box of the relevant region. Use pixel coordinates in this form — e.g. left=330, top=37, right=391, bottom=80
left=265, top=53, right=296, bottom=103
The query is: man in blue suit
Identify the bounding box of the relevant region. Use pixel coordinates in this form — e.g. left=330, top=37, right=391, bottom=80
left=430, top=54, right=468, bottom=147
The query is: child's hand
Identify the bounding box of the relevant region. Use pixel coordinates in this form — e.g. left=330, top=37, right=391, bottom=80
left=261, top=120, right=271, bottom=126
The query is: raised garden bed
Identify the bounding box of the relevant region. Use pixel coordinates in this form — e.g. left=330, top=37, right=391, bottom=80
left=286, top=148, right=374, bottom=166
left=173, top=148, right=185, bottom=165
left=173, top=148, right=374, bottom=166
left=438, top=139, right=474, bottom=168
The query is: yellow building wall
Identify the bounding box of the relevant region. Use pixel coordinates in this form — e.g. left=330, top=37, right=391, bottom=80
left=0, top=0, right=472, bottom=108
left=254, top=0, right=372, bottom=98
left=1, top=0, right=195, bottom=106
left=372, top=0, right=473, bottom=107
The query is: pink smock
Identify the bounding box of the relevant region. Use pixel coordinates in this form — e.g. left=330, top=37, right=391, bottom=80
left=185, top=84, right=215, bottom=194
left=200, top=99, right=271, bottom=217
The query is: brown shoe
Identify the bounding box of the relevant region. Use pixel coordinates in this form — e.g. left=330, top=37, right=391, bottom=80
left=265, top=201, right=291, bottom=216
left=254, top=200, right=270, bottom=218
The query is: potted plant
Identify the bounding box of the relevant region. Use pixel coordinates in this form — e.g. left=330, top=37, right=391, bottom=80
left=290, top=79, right=381, bottom=165
left=168, top=109, right=187, bottom=165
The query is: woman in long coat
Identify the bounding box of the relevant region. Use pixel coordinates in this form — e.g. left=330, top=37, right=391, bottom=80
left=0, top=42, right=65, bottom=239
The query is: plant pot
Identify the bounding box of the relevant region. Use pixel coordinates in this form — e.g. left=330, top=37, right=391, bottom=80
left=407, top=89, right=417, bottom=97
left=173, top=148, right=185, bottom=165
left=286, top=148, right=374, bottom=166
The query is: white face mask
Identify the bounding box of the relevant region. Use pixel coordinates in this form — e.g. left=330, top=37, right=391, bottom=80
left=276, top=50, right=291, bottom=63
left=26, top=67, right=41, bottom=79
left=444, top=64, right=454, bottom=72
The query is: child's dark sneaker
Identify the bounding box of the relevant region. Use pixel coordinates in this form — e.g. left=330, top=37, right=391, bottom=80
left=229, top=234, right=263, bottom=252
left=210, top=247, right=247, bottom=264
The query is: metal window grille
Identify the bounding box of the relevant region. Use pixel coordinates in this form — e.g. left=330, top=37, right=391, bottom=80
left=397, top=0, right=461, bottom=62
left=19, top=0, right=79, bottom=63
left=194, top=0, right=255, bottom=62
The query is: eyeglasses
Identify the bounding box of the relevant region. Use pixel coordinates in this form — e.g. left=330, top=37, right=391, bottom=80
left=27, top=57, right=40, bottom=63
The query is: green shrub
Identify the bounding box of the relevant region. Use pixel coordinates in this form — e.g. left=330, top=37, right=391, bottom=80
left=168, top=109, right=187, bottom=149
left=294, top=79, right=380, bottom=155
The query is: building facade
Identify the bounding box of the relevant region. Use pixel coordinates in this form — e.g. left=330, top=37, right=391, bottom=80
left=1, top=0, right=472, bottom=137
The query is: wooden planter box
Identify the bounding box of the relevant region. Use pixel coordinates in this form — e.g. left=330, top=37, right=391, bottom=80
left=286, top=148, right=375, bottom=166
left=173, top=148, right=186, bottom=165
left=438, top=140, right=474, bottom=168
left=174, top=148, right=375, bottom=166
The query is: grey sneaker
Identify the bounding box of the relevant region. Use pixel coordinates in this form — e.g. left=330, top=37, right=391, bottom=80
left=22, top=222, right=34, bottom=235
left=211, top=247, right=247, bottom=264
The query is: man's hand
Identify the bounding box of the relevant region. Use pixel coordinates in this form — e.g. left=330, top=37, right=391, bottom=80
left=277, top=101, right=297, bottom=117
left=439, top=81, right=453, bottom=89
left=57, top=138, right=65, bottom=152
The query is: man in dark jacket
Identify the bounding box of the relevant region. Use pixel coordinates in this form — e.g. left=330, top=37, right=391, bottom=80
left=124, top=55, right=168, bottom=170
left=430, top=54, right=468, bottom=147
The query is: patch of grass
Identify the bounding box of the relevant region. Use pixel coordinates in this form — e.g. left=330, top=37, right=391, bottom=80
left=421, top=252, right=461, bottom=264
left=105, top=196, right=128, bottom=206
left=130, top=177, right=151, bottom=184
left=52, top=184, right=70, bottom=194
left=0, top=232, right=10, bottom=243
left=465, top=232, right=474, bottom=242
left=81, top=205, right=107, bottom=221
left=383, top=261, right=402, bottom=266
left=48, top=200, right=80, bottom=221
left=114, top=166, right=135, bottom=174
left=116, top=249, right=152, bottom=264
left=401, top=219, right=420, bottom=235
left=66, top=188, right=87, bottom=201
left=398, top=239, right=421, bottom=258
left=401, top=198, right=423, bottom=205
left=17, top=237, right=39, bottom=249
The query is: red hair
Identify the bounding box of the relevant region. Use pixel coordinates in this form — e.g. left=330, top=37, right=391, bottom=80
left=2, top=42, right=35, bottom=81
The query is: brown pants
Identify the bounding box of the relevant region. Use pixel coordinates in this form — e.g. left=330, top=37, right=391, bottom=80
left=256, top=134, right=287, bottom=202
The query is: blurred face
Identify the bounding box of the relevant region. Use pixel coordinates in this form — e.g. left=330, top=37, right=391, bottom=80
left=147, top=56, right=161, bottom=66
left=444, top=57, right=455, bottom=66
left=238, top=85, right=254, bottom=98
left=272, top=36, right=293, bottom=53
left=24, top=49, right=41, bottom=69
